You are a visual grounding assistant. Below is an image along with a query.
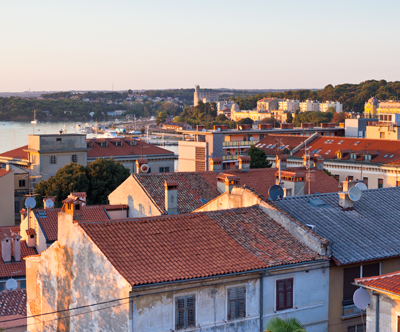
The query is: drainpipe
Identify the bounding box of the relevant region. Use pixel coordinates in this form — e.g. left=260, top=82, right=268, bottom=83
left=260, top=273, right=264, bottom=332
left=374, top=291, right=379, bottom=332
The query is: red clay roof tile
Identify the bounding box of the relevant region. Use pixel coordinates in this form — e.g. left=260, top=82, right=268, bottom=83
left=0, top=289, right=26, bottom=317
left=355, top=271, right=400, bottom=295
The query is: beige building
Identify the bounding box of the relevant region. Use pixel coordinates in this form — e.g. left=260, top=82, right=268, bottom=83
left=299, top=100, right=320, bottom=112
left=366, top=113, right=400, bottom=140
left=0, top=169, right=15, bottom=227
left=230, top=109, right=272, bottom=122
left=257, top=98, right=279, bottom=111
left=278, top=99, right=299, bottom=112
left=193, top=85, right=219, bottom=106
left=319, top=101, right=343, bottom=113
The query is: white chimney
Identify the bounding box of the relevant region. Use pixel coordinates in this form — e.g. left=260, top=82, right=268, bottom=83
left=12, top=234, right=21, bottom=262
left=217, top=174, right=241, bottom=193
left=238, top=156, right=251, bottom=171
left=26, top=229, right=36, bottom=248
left=338, top=178, right=361, bottom=209
left=164, top=181, right=178, bottom=215
left=1, top=235, right=11, bottom=263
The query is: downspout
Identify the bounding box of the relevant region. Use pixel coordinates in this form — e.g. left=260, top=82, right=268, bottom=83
left=260, top=273, right=264, bottom=332
left=374, top=291, right=379, bottom=332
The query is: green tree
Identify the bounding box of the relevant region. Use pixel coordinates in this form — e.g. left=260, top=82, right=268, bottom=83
left=293, top=111, right=333, bottom=127
left=34, top=158, right=130, bottom=207
left=237, top=117, right=254, bottom=125
left=265, top=317, right=307, bottom=332
left=332, top=112, right=346, bottom=125
left=247, top=145, right=272, bottom=169
left=155, top=111, right=167, bottom=125
left=286, top=112, right=293, bottom=123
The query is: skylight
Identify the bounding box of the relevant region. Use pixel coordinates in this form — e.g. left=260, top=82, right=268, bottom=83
left=338, top=140, right=343, bottom=144
left=354, top=141, right=360, bottom=145
left=308, top=198, right=328, bottom=208
left=390, top=155, right=394, bottom=158
left=325, top=150, right=331, bottom=154
left=199, top=198, right=208, bottom=204
left=384, top=154, right=388, bottom=158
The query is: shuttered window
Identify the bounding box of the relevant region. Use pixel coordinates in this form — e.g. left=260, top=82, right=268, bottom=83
left=228, top=287, right=246, bottom=320
left=175, top=295, right=195, bottom=330
left=276, top=278, right=293, bottom=311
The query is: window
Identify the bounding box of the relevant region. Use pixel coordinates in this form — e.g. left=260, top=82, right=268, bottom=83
left=363, top=177, right=368, bottom=188
left=276, top=278, right=293, bottom=311
left=101, top=141, right=107, bottom=147
left=71, top=154, right=78, bottom=163
left=32, top=155, right=36, bottom=164
left=19, top=180, right=26, bottom=187
left=56, top=137, right=62, bottom=142
left=380, top=132, right=385, bottom=139
left=175, top=295, right=195, bottom=330
left=159, top=167, right=164, bottom=173
left=378, top=178, right=383, bottom=188
left=348, top=324, right=365, bottom=332
left=228, top=287, right=246, bottom=320
left=14, top=201, right=20, bottom=214
left=325, top=150, right=331, bottom=154
left=0, top=282, right=4, bottom=291
left=19, top=280, right=26, bottom=289
left=348, top=176, right=354, bottom=181
left=75, top=204, right=80, bottom=211
left=334, top=175, right=340, bottom=181
left=165, top=167, right=170, bottom=173
left=50, top=155, right=56, bottom=164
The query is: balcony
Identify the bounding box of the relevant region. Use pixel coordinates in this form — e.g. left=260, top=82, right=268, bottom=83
left=223, top=140, right=259, bottom=148
left=342, top=300, right=363, bottom=319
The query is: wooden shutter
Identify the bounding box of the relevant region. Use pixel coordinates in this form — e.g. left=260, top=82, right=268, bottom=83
left=285, top=279, right=293, bottom=309
left=228, top=288, right=237, bottom=320
left=276, top=279, right=293, bottom=310
left=237, top=287, right=246, bottom=318
left=186, top=296, right=195, bottom=327
left=176, top=297, right=185, bottom=329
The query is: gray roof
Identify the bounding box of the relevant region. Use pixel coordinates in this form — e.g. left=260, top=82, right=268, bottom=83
left=274, top=187, right=400, bottom=265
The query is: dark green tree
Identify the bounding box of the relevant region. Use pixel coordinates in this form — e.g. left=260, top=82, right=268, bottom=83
left=34, top=158, right=130, bottom=207
left=247, top=145, right=272, bottom=169
left=265, top=317, right=307, bottom=332
left=286, top=112, right=293, bottom=123
left=155, top=111, right=167, bottom=125
left=237, top=117, right=254, bottom=125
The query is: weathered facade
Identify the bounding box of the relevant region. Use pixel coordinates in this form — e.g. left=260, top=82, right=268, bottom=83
left=0, top=169, right=15, bottom=227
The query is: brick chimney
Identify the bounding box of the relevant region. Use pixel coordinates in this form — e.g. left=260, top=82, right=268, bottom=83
left=12, top=234, right=21, bottom=262
left=275, top=155, right=287, bottom=170
left=238, top=156, right=251, bottom=171
left=217, top=174, right=241, bottom=193
left=62, top=197, right=84, bottom=220
left=26, top=229, right=36, bottom=248
left=210, top=157, right=223, bottom=172
left=69, top=192, right=86, bottom=204
left=43, top=196, right=56, bottom=209
left=1, top=234, right=11, bottom=263
left=164, top=181, right=178, bottom=215
left=136, top=159, right=149, bottom=174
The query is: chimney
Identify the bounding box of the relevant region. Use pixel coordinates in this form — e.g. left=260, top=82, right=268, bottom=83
left=5, top=164, right=10, bottom=171
left=164, top=181, right=178, bottom=215
left=1, top=234, right=11, bottom=263
left=276, top=171, right=305, bottom=197
left=62, top=197, right=84, bottom=220
left=69, top=192, right=86, bottom=205
left=217, top=174, right=241, bottom=193
left=238, top=156, right=251, bottom=171
left=315, top=156, right=324, bottom=170
left=210, top=157, right=223, bottom=172
left=136, top=159, right=149, bottom=174
left=12, top=234, right=21, bottom=262
left=43, top=196, right=56, bottom=209
left=26, top=229, right=36, bottom=248
left=338, top=178, right=362, bottom=209
left=20, top=208, right=27, bottom=221
left=275, top=155, right=287, bottom=170
left=302, top=154, right=310, bottom=168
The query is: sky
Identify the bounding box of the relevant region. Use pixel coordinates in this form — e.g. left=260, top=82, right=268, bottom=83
left=1, top=0, right=399, bottom=91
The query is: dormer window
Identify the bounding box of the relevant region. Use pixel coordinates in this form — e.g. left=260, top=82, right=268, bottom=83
left=116, top=141, right=123, bottom=147
left=87, top=141, right=93, bottom=148
left=101, top=141, right=108, bottom=147
left=130, top=140, right=137, bottom=146
left=350, top=153, right=357, bottom=159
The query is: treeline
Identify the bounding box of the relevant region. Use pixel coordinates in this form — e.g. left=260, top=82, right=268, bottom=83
left=41, top=91, right=131, bottom=102
left=0, top=97, right=182, bottom=121
left=231, top=80, right=400, bottom=112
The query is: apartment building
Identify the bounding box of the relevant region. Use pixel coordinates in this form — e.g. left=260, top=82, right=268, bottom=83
left=278, top=99, right=300, bottom=112
left=256, top=98, right=279, bottom=111
left=299, top=100, right=320, bottom=112
left=365, top=97, right=400, bottom=117
left=319, top=101, right=343, bottom=113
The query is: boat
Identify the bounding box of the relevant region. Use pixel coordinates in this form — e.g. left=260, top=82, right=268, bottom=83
left=31, top=110, right=40, bottom=124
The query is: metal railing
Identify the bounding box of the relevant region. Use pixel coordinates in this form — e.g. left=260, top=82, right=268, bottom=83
left=223, top=140, right=259, bottom=147
left=342, top=301, right=362, bottom=318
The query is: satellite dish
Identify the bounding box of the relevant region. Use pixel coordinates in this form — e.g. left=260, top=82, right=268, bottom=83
left=5, top=278, right=18, bottom=290
left=140, top=164, right=149, bottom=173
left=202, top=128, right=206, bottom=132
left=269, top=185, right=284, bottom=201
left=25, top=197, right=36, bottom=209
left=250, top=137, right=254, bottom=141
left=349, top=186, right=362, bottom=201
left=45, top=199, right=54, bottom=209
left=356, top=182, right=368, bottom=191
left=353, top=287, right=371, bottom=310
left=216, top=127, right=221, bottom=132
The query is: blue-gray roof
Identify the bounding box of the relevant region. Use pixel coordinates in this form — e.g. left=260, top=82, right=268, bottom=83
left=274, top=187, right=400, bottom=265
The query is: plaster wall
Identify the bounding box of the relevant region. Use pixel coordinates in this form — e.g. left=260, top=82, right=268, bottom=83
left=366, top=125, right=400, bottom=140
left=262, top=263, right=329, bottom=332
left=0, top=171, right=15, bottom=226
left=107, top=209, right=128, bottom=219
left=26, top=212, right=132, bottom=332
left=178, top=141, right=208, bottom=172
left=365, top=292, right=400, bottom=332
left=108, top=175, right=161, bottom=218
left=130, top=276, right=260, bottom=332
left=20, top=212, right=48, bottom=253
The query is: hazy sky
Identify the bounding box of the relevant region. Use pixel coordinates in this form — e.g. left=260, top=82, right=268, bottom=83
left=1, top=0, right=399, bottom=91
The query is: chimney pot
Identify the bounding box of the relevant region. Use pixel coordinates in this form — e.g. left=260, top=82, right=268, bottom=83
left=164, top=181, right=178, bottom=215
left=12, top=234, right=21, bottom=262
left=210, top=157, right=223, bottom=172
left=1, top=235, right=11, bottom=263
left=238, top=156, right=251, bottom=171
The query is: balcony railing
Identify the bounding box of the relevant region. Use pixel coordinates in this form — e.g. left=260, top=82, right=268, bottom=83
left=223, top=140, right=259, bottom=147
left=342, top=301, right=362, bottom=318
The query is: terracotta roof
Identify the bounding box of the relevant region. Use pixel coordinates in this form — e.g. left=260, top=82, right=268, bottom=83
left=25, top=229, right=35, bottom=236
left=34, top=205, right=111, bottom=242
left=0, top=289, right=26, bottom=316
left=0, top=169, right=12, bottom=178
left=255, top=135, right=309, bottom=154
left=133, top=167, right=339, bottom=214
left=0, top=146, right=28, bottom=161
left=78, top=206, right=325, bottom=286
left=355, top=271, right=400, bottom=295
left=290, top=136, right=400, bottom=164
left=0, top=240, right=36, bottom=279
left=258, top=98, right=277, bottom=103
left=87, top=138, right=174, bottom=158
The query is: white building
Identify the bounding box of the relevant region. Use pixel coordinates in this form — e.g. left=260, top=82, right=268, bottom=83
left=299, top=100, right=320, bottom=112
left=319, top=101, right=343, bottom=113
left=279, top=99, right=300, bottom=112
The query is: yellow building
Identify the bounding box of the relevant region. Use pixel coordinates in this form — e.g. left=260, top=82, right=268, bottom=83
left=364, top=97, right=400, bottom=117
left=257, top=98, right=279, bottom=111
